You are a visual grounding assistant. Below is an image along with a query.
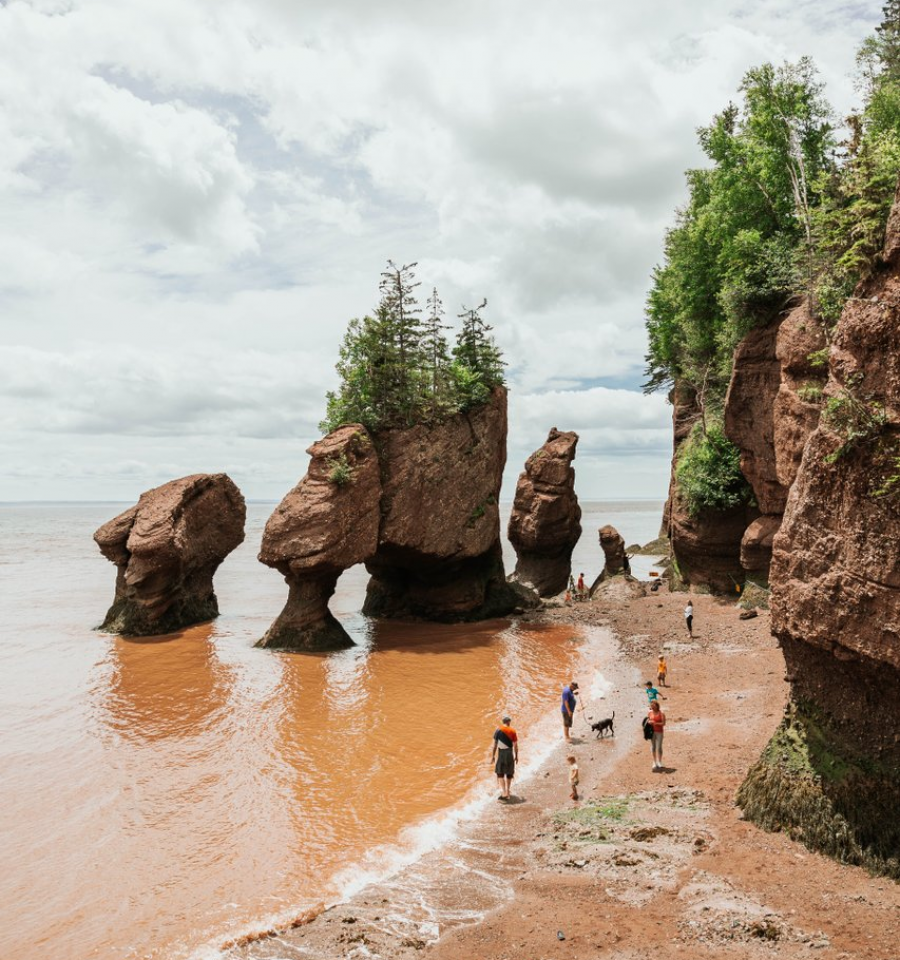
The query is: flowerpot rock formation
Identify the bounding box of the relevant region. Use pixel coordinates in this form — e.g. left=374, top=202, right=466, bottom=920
left=507, top=428, right=581, bottom=596
left=258, top=426, right=382, bottom=650
left=598, top=524, right=626, bottom=576
left=94, top=474, right=246, bottom=636
left=260, top=388, right=528, bottom=650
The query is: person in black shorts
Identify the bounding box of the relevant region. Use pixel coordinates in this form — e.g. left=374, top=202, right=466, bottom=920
left=561, top=681, right=578, bottom=741
left=491, top=715, right=519, bottom=801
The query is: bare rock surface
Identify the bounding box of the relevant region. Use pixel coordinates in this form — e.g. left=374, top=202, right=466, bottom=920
left=598, top=524, right=626, bottom=576
left=507, top=428, right=581, bottom=596
left=94, top=474, right=246, bottom=636
left=724, top=318, right=787, bottom=515
left=364, top=388, right=522, bottom=620
left=258, top=427, right=381, bottom=650
left=740, top=514, right=781, bottom=582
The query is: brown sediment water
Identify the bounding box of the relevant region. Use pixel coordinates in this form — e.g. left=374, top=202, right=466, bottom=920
left=0, top=501, right=661, bottom=960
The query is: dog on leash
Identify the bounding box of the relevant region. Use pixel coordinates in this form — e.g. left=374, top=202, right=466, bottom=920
left=590, top=711, right=615, bottom=738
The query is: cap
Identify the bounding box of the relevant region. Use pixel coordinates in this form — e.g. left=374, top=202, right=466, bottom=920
left=502, top=715, right=512, bottom=724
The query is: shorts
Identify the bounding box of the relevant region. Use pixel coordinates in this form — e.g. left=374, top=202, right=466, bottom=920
left=495, top=749, right=515, bottom=779
left=658, top=672, right=666, bottom=683
left=562, top=711, right=573, bottom=728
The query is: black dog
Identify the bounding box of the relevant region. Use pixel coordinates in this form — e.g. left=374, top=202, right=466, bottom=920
left=590, top=711, right=615, bottom=738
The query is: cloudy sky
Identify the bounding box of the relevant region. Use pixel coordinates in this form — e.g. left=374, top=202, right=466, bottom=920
left=0, top=0, right=880, bottom=502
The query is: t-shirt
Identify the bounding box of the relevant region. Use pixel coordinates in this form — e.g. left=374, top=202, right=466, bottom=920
left=493, top=725, right=518, bottom=749
left=648, top=709, right=666, bottom=733
left=658, top=659, right=667, bottom=674
left=684, top=605, right=693, bottom=619
left=569, top=764, right=579, bottom=785
left=561, top=685, right=577, bottom=715
left=645, top=686, right=660, bottom=703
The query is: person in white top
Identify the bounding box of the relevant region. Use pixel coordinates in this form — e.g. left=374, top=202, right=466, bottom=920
left=684, top=601, right=694, bottom=637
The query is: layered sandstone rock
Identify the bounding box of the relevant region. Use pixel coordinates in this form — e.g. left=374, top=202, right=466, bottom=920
left=94, top=474, right=246, bottom=636
left=507, top=428, right=581, bottom=596
left=261, top=388, right=525, bottom=648
left=364, top=388, right=522, bottom=620
left=722, top=300, right=826, bottom=581
left=739, top=182, right=900, bottom=878
left=258, top=427, right=381, bottom=650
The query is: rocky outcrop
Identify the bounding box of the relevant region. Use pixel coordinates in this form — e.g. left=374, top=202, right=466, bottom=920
left=723, top=300, right=827, bottom=582
left=258, top=427, right=381, bottom=650
left=739, top=182, right=900, bottom=879
left=364, top=388, right=522, bottom=621
left=507, top=429, right=581, bottom=596
left=598, top=525, right=626, bottom=576
left=261, top=388, right=525, bottom=648
left=663, top=381, right=750, bottom=591
left=94, top=474, right=246, bottom=636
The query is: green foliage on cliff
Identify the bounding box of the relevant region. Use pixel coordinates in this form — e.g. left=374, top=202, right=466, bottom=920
left=674, top=420, right=753, bottom=516
left=321, top=262, right=506, bottom=434
left=645, top=58, right=834, bottom=398
left=649, top=7, right=900, bottom=509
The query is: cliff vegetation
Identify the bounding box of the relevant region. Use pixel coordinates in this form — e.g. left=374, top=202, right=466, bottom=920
left=646, top=4, right=900, bottom=509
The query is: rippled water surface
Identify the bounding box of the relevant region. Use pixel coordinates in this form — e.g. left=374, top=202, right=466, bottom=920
left=0, top=500, right=661, bottom=960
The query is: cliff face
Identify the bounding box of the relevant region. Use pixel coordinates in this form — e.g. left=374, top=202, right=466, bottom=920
left=663, top=382, right=750, bottom=591
left=262, top=388, right=524, bottom=648
left=507, top=428, right=581, bottom=596
left=258, top=427, right=381, bottom=650
left=738, top=183, right=900, bottom=879
left=722, top=301, right=826, bottom=581
left=94, top=474, right=246, bottom=636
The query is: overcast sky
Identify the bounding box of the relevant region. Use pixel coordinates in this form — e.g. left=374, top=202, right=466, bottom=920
left=0, top=0, right=880, bottom=503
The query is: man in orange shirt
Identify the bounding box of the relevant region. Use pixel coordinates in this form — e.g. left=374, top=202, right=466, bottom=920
left=491, top=715, right=519, bottom=801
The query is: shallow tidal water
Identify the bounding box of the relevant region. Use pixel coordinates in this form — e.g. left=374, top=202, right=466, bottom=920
left=0, top=500, right=661, bottom=960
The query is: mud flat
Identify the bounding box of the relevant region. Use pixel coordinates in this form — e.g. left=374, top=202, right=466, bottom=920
left=225, top=581, right=900, bottom=960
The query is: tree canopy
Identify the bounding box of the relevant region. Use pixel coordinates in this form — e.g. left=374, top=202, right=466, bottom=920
left=646, top=8, right=900, bottom=514
left=320, top=262, right=506, bottom=434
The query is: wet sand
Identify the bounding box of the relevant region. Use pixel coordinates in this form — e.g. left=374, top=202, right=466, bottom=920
left=233, top=579, right=900, bottom=960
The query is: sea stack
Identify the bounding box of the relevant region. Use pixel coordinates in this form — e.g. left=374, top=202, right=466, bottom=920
left=507, top=428, right=581, bottom=596
left=261, top=387, right=525, bottom=649
left=738, top=180, right=900, bottom=878
left=94, top=474, right=246, bottom=636
left=258, top=426, right=381, bottom=650
left=598, top=524, right=626, bottom=576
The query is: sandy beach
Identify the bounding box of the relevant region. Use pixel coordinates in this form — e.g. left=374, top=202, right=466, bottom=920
left=231, top=580, right=900, bottom=960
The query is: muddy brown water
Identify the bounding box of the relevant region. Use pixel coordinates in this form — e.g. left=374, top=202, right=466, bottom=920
left=0, top=501, right=661, bottom=960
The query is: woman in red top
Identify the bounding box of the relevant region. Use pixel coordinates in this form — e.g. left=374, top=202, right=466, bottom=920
left=648, top=699, right=666, bottom=771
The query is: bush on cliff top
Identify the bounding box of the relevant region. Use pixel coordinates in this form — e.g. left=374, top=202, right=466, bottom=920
left=320, top=262, right=505, bottom=434
left=675, top=420, right=753, bottom=516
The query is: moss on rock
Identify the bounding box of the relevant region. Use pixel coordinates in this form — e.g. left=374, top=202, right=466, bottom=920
left=737, top=701, right=900, bottom=880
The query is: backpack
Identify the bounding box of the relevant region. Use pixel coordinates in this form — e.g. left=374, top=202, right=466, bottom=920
left=642, top=717, right=654, bottom=741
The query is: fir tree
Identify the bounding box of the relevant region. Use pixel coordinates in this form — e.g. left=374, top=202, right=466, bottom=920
left=452, top=299, right=506, bottom=407
left=421, top=287, right=453, bottom=419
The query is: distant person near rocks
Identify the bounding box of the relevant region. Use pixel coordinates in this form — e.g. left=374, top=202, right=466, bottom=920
left=647, top=699, right=666, bottom=771
left=644, top=680, right=664, bottom=703
left=684, top=600, right=694, bottom=637
left=567, top=754, right=579, bottom=801
left=491, top=715, right=518, bottom=801
left=657, top=654, right=668, bottom=687
left=561, top=681, right=579, bottom=741
left=576, top=572, right=586, bottom=599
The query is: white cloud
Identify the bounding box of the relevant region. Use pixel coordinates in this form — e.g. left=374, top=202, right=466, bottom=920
left=0, top=0, right=881, bottom=500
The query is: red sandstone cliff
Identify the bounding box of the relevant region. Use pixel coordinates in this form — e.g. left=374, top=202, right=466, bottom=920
left=94, top=474, right=246, bottom=636
left=723, top=301, right=825, bottom=581
left=507, top=428, right=581, bottom=597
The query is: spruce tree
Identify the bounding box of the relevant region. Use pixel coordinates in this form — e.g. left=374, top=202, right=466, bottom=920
left=452, top=300, right=506, bottom=408
left=421, top=287, right=452, bottom=419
